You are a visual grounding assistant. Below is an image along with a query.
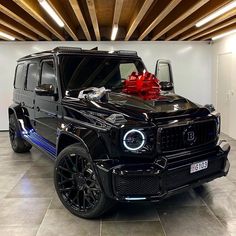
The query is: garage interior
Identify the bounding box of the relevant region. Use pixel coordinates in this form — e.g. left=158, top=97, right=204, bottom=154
left=0, top=0, right=236, bottom=235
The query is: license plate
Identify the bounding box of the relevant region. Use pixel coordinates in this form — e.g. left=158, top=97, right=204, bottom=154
left=190, top=160, right=208, bottom=174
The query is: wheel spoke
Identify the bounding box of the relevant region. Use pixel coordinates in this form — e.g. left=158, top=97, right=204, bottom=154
left=58, top=178, right=73, bottom=185
left=58, top=166, right=74, bottom=174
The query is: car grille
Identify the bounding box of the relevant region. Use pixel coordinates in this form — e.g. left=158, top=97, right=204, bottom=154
left=113, top=175, right=160, bottom=196
left=158, top=119, right=217, bottom=152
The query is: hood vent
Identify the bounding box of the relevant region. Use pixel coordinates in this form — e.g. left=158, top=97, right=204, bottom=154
left=106, top=114, right=127, bottom=125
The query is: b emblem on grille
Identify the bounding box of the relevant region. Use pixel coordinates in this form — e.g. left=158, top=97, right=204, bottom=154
left=187, top=131, right=195, bottom=142
left=183, top=126, right=197, bottom=146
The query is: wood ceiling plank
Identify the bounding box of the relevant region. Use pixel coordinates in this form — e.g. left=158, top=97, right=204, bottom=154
left=151, top=0, right=209, bottom=40
left=199, top=23, right=236, bottom=40
left=189, top=18, right=236, bottom=40
left=112, top=0, right=123, bottom=25
left=179, top=8, right=236, bottom=40
left=0, top=12, right=38, bottom=40
left=125, top=0, right=154, bottom=40
left=86, top=0, right=100, bottom=40
left=138, top=0, right=182, bottom=40
left=68, top=0, right=91, bottom=40
left=47, top=0, right=79, bottom=40
left=13, top=0, right=65, bottom=40
left=0, top=24, right=24, bottom=40
left=0, top=0, right=51, bottom=40
left=165, top=0, right=232, bottom=40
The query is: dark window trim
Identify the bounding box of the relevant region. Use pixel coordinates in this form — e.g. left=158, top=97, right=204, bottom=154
left=24, top=62, right=38, bottom=92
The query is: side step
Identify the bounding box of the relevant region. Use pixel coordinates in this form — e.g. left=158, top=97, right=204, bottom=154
left=23, top=130, right=56, bottom=157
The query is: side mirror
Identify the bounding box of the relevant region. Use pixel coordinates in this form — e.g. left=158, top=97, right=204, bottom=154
left=35, top=84, right=56, bottom=96
left=155, top=59, right=174, bottom=92
left=160, top=81, right=174, bottom=91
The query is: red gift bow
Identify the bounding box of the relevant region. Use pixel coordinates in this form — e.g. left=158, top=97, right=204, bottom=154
left=122, top=71, right=160, bottom=100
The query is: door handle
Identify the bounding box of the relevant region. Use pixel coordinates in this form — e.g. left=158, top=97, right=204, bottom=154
left=36, top=107, right=40, bottom=112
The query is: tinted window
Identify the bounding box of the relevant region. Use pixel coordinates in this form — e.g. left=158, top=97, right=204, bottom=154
left=26, top=63, right=38, bottom=91
left=59, top=55, right=144, bottom=96
left=41, top=60, right=56, bottom=87
left=14, top=64, right=26, bottom=89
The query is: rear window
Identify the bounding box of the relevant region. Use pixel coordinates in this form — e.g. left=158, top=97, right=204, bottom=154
left=26, top=63, right=38, bottom=91
left=14, top=64, right=26, bottom=89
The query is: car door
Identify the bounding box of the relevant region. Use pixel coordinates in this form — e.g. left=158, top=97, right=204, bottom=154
left=34, top=58, right=58, bottom=145
left=20, top=61, right=39, bottom=130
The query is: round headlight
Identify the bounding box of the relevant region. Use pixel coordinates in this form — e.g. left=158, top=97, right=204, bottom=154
left=123, top=129, right=145, bottom=151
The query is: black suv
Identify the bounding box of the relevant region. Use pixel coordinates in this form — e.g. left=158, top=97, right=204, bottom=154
left=9, top=47, right=230, bottom=218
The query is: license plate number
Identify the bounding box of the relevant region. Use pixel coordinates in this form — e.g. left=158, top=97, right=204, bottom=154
left=190, top=160, right=208, bottom=174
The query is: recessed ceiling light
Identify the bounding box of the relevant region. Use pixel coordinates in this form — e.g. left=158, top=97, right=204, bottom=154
left=212, top=29, right=236, bottom=40
left=0, top=31, right=15, bottom=40
left=38, top=0, right=64, bottom=27
left=196, top=1, right=236, bottom=27
left=111, top=24, right=118, bottom=41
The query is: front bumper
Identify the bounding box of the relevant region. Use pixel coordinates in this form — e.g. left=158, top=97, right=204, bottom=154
left=95, top=140, right=230, bottom=202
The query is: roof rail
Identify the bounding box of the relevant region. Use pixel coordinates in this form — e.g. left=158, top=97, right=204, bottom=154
left=114, top=50, right=137, bottom=56
left=52, top=46, right=82, bottom=52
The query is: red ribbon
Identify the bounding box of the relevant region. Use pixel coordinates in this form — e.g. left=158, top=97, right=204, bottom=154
left=122, top=71, right=160, bottom=100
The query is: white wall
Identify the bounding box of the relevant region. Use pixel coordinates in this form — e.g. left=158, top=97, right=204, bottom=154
left=0, top=41, right=212, bottom=130
left=211, top=33, right=236, bottom=138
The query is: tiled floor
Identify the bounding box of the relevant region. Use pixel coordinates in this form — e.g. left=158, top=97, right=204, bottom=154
left=0, top=131, right=235, bottom=236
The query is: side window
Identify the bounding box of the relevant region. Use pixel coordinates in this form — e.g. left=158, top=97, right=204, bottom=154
left=14, top=64, right=26, bottom=89
left=41, top=60, right=56, bottom=87
left=26, top=63, right=38, bottom=91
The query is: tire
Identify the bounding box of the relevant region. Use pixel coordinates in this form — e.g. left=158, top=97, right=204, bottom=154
left=9, top=114, right=32, bottom=153
left=54, top=143, right=115, bottom=219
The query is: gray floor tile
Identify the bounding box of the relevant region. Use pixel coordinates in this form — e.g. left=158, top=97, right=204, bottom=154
left=0, top=160, right=32, bottom=175
left=198, top=185, right=236, bottom=225
left=159, top=206, right=229, bottom=236
left=156, top=189, right=204, bottom=209
left=0, top=198, right=50, bottom=226
left=36, top=209, right=100, bottom=236
left=6, top=177, right=55, bottom=198
left=0, top=174, right=24, bottom=194
left=48, top=192, right=64, bottom=209
left=196, top=177, right=236, bottom=194
left=101, top=221, right=165, bottom=236
left=0, top=138, right=11, bottom=148
left=0, top=226, right=38, bottom=236
left=23, top=165, right=54, bottom=178
left=103, top=202, right=159, bottom=221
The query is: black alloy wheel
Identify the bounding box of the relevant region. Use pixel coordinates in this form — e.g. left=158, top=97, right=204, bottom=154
left=9, top=114, right=32, bottom=153
left=54, top=143, right=115, bottom=218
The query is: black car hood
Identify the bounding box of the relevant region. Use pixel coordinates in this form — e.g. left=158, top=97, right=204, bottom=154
left=62, top=92, right=209, bottom=122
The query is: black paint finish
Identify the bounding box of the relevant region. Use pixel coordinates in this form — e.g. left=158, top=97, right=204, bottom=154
left=9, top=47, right=230, bottom=202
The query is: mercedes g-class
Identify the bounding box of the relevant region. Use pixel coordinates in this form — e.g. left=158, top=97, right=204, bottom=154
left=9, top=47, right=230, bottom=218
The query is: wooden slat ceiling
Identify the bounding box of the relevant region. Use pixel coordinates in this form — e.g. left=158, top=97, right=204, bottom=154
left=0, top=0, right=235, bottom=41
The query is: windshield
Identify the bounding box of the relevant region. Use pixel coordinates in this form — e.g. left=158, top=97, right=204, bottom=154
left=59, top=55, right=145, bottom=97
